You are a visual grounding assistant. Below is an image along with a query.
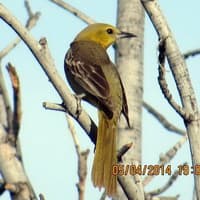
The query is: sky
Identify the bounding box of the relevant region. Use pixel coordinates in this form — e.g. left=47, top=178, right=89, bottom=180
left=1, top=0, right=200, bottom=199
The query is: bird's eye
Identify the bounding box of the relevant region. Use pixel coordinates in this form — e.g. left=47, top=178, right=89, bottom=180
left=106, top=28, right=113, bottom=34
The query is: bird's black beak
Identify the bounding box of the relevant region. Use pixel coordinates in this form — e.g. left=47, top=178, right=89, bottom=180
left=118, top=31, right=137, bottom=39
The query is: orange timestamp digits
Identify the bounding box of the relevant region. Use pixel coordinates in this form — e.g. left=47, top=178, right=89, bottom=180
left=178, top=164, right=200, bottom=175
left=112, top=164, right=172, bottom=176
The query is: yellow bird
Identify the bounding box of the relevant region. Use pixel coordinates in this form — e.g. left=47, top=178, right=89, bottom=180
left=64, top=23, right=135, bottom=196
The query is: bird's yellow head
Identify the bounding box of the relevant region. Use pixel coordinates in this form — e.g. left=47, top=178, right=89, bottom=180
left=74, top=23, right=136, bottom=49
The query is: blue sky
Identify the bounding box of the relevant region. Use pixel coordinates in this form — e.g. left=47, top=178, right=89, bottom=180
left=1, top=0, right=200, bottom=199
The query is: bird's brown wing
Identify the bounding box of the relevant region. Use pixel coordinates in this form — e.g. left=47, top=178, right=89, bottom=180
left=120, top=78, right=130, bottom=127
left=65, top=41, right=114, bottom=117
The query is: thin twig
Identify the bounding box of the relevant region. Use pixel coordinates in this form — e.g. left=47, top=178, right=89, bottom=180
left=143, top=135, right=187, bottom=186
left=157, top=39, right=188, bottom=120
left=159, top=136, right=187, bottom=164
left=6, top=63, right=22, bottom=145
left=146, top=163, right=186, bottom=197
left=143, top=101, right=186, bottom=136
left=66, top=115, right=89, bottom=200
left=43, top=102, right=66, bottom=112
left=0, top=2, right=40, bottom=59
left=183, top=48, right=200, bottom=59
left=141, top=1, right=200, bottom=196
left=49, top=0, right=95, bottom=24
left=0, top=63, right=12, bottom=130
left=0, top=3, right=40, bottom=199
left=150, top=195, right=180, bottom=200
left=24, top=0, right=33, bottom=17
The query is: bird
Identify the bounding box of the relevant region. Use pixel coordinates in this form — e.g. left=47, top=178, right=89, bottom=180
left=64, top=23, right=136, bottom=197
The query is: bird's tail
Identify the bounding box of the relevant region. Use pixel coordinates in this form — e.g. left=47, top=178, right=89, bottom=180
left=92, top=110, right=117, bottom=197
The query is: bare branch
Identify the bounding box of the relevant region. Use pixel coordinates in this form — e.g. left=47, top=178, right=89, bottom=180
left=157, top=39, right=187, bottom=119
left=43, top=102, right=66, bottom=112
left=143, top=101, right=186, bottom=136
left=159, top=136, right=187, bottom=164
left=0, top=63, right=12, bottom=130
left=6, top=63, right=22, bottom=144
left=0, top=143, right=36, bottom=199
left=149, top=180, right=179, bottom=197
left=49, top=0, right=95, bottom=24
left=0, top=4, right=97, bottom=145
left=143, top=135, right=187, bottom=186
left=146, top=166, right=181, bottom=197
left=150, top=195, right=180, bottom=200
left=66, top=115, right=81, bottom=154
left=66, top=115, right=89, bottom=200
left=24, top=0, right=33, bottom=17
left=118, top=176, right=140, bottom=200
left=0, top=3, right=40, bottom=59
left=140, top=3, right=200, bottom=197
left=183, top=48, right=200, bottom=59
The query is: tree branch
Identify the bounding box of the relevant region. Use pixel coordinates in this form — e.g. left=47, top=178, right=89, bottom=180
left=0, top=63, right=12, bottom=130
left=143, top=101, right=186, bottom=136
left=146, top=166, right=182, bottom=197
left=141, top=0, right=200, bottom=198
left=118, top=175, right=143, bottom=200
left=183, top=48, right=200, bottom=59
left=0, top=2, right=40, bottom=59
left=49, top=0, right=95, bottom=24
left=157, top=39, right=187, bottom=119
left=143, top=135, right=187, bottom=186
left=0, top=3, right=97, bottom=145
left=66, top=115, right=89, bottom=200
left=6, top=63, right=22, bottom=145
left=43, top=102, right=66, bottom=112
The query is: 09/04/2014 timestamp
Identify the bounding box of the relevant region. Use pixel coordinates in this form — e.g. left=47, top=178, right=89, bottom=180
left=112, top=164, right=200, bottom=176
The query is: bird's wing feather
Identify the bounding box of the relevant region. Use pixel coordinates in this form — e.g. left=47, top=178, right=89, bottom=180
left=65, top=43, right=114, bottom=116
left=65, top=50, right=110, bottom=98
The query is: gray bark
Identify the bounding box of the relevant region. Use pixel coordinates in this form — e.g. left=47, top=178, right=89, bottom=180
left=116, top=0, right=145, bottom=199
left=141, top=0, right=200, bottom=199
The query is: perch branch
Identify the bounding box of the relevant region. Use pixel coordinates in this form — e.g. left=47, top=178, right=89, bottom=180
left=0, top=4, right=97, bottom=145
left=43, top=102, right=66, bottom=112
